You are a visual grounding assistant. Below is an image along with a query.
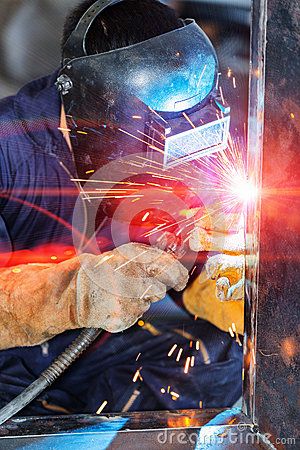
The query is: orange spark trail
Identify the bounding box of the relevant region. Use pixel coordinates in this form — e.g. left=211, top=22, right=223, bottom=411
left=182, top=112, right=196, bottom=129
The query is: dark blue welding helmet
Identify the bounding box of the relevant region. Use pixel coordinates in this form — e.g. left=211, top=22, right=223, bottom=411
left=57, top=0, right=230, bottom=169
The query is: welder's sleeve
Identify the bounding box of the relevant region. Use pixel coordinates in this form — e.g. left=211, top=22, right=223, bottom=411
left=0, top=244, right=188, bottom=350
left=0, top=257, right=81, bottom=350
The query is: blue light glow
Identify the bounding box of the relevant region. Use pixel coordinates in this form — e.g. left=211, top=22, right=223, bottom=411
left=137, top=54, right=217, bottom=112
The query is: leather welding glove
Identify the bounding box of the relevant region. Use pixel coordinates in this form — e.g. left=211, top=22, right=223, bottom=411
left=189, top=220, right=245, bottom=254
left=0, top=243, right=188, bottom=350
left=76, top=243, right=189, bottom=332
left=191, top=226, right=246, bottom=301
left=187, top=208, right=245, bottom=301
left=205, top=254, right=245, bottom=301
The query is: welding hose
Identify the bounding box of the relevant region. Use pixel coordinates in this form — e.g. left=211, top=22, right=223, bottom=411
left=0, top=328, right=102, bottom=426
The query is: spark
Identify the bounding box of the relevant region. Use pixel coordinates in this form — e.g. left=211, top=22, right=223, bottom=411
left=148, top=105, right=170, bottom=126
left=143, top=215, right=191, bottom=239
left=118, top=128, right=165, bottom=155
left=290, top=113, right=295, bottom=119
left=0, top=187, right=81, bottom=197
left=191, top=356, right=195, bottom=367
left=161, top=388, right=166, bottom=394
left=146, top=182, right=170, bottom=189
left=122, top=390, right=140, bottom=412
left=94, top=254, right=114, bottom=268
left=170, top=391, right=180, bottom=399
left=131, top=197, right=141, bottom=203
left=191, top=266, right=197, bottom=276
left=184, top=357, right=191, bottom=374
left=135, top=155, right=164, bottom=167
left=146, top=171, right=183, bottom=182
left=82, top=194, right=142, bottom=201
left=96, top=400, right=108, bottom=415
left=233, top=77, right=237, bottom=89
left=199, top=401, right=203, bottom=409
left=140, top=284, right=153, bottom=299
left=132, top=115, right=142, bottom=119
left=232, top=323, right=242, bottom=346
left=85, top=170, right=95, bottom=174
left=12, top=268, right=21, bottom=274
left=133, top=367, right=142, bottom=383
left=57, top=127, right=71, bottom=132
left=182, top=112, right=196, bottom=129
left=196, top=64, right=208, bottom=91
left=219, top=85, right=225, bottom=105
left=190, top=142, right=256, bottom=215
left=138, top=320, right=145, bottom=327
left=168, top=344, right=178, bottom=357
left=136, top=353, right=141, bottom=361
left=70, top=178, right=145, bottom=186
left=227, top=68, right=232, bottom=78
left=142, top=223, right=166, bottom=238
left=94, top=188, right=138, bottom=192
left=176, top=348, right=183, bottom=362
left=229, top=326, right=235, bottom=338
left=236, top=334, right=243, bottom=347
left=142, top=212, right=150, bottom=222
left=114, top=249, right=148, bottom=272
left=189, top=340, right=193, bottom=349
left=195, top=339, right=211, bottom=364
left=77, top=131, right=88, bottom=135
left=50, top=255, right=58, bottom=261
left=137, top=130, right=164, bottom=148
left=167, top=386, right=171, bottom=393
left=216, top=72, right=222, bottom=89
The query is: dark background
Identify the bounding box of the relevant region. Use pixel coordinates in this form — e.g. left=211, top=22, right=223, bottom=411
left=0, top=0, right=251, bottom=98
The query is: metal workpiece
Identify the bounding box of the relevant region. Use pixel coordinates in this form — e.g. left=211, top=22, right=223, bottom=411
left=0, top=409, right=274, bottom=449
left=254, top=0, right=300, bottom=446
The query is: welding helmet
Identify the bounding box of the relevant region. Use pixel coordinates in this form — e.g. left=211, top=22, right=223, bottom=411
left=56, top=0, right=230, bottom=171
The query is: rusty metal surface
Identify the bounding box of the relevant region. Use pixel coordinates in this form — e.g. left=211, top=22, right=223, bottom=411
left=255, top=0, right=300, bottom=447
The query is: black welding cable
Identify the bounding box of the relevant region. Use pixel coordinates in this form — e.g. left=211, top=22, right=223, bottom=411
left=0, top=328, right=102, bottom=426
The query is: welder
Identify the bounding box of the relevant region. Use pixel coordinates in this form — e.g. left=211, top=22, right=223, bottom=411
left=0, top=0, right=244, bottom=415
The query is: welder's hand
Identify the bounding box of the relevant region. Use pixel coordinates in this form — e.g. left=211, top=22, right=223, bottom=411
left=204, top=254, right=245, bottom=301
left=189, top=226, right=245, bottom=254
left=76, top=243, right=189, bottom=333
left=186, top=208, right=245, bottom=254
